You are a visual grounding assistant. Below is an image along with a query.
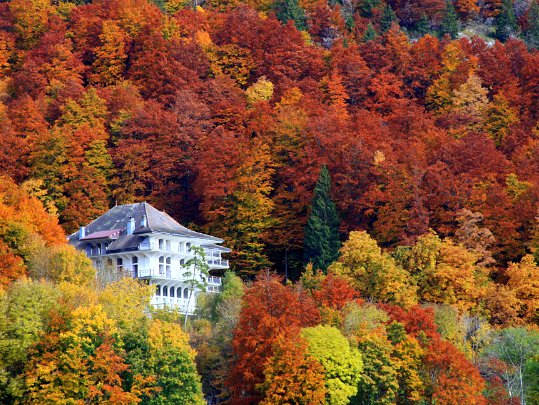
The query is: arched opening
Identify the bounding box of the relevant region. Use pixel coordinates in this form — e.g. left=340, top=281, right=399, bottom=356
left=155, top=285, right=161, bottom=296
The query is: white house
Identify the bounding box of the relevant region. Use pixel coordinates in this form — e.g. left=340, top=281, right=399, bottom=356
left=68, top=202, right=230, bottom=313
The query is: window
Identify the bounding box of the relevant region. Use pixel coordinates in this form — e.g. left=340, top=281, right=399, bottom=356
left=116, top=258, right=123, bottom=268
left=156, top=285, right=161, bottom=296
left=166, top=257, right=171, bottom=274
left=170, top=287, right=175, bottom=298
left=97, top=244, right=102, bottom=255
left=178, top=242, right=183, bottom=253
left=180, top=259, right=185, bottom=266
left=186, top=242, right=191, bottom=251
left=165, top=240, right=171, bottom=251
left=163, top=286, right=168, bottom=297
left=132, top=256, right=138, bottom=275
left=158, top=239, right=164, bottom=250
left=183, top=288, right=189, bottom=299
left=159, top=256, right=164, bottom=275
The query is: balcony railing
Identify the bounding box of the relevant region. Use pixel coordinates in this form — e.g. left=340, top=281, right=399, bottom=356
left=207, top=259, right=229, bottom=268
left=207, top=276, right=222, bottom=285
left=136, top=268, right=222, bottom=285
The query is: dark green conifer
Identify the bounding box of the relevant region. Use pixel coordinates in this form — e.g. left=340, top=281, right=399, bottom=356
left=303, top=166, right=340, bottom=272
left=440, top=0, right=460, bottom=39
left=380, top=4, right=398, bottom=33
left=277, top=0, right=307, bottom=31
left=415, top=13, right=430, bottom=36
left=363, top=22, right=378, bottom=41
left=524, top=0, right=539, bottom=48
left=495, top=0, right=518, bottom=41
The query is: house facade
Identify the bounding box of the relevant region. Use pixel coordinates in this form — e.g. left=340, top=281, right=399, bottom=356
left=69, top=202, right=229, bottom=313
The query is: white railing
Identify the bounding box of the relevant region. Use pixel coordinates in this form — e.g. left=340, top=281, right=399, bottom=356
left=151, top=297, right=196, bottom=314
left=207, top=276, right=222, bottom=285
left=138, top=268, right=152, bottom=277
left=207, top=259, right=229, bottom=267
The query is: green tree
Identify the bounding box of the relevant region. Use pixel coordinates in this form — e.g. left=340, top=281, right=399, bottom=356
left=191, top=271, right=244, bottom=400
left=353, top=333, right=399, bottom=405
left=277, top=0, right=307, bottom=31
left=303, top=166, right=340, bottom=272
left=329, top=231, right=417, bottom=307
left=495, top=0, right=518, bottom=41
left=380, top=4, right=398, bottom=33
left=301, top=325, right=363, bottom=405
left=0, top=280, right=61, bottom=402
left=145, top=319, right=205, bottom=405
left=415, top=13, right=431, bottom=37
left=182, top=245, right=210, bottom=328
left=483, top=327, right=539, bottom=404
left=440, top=0, right=460, bottom=39
left=363, top=23, right=378, bottom=42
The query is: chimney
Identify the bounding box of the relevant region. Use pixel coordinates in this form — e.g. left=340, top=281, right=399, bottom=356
left=127, top=217, right=135, bottom=235
left=141, top=215, right=147, bottom=228
left=79, top=226, right=85, bottom=240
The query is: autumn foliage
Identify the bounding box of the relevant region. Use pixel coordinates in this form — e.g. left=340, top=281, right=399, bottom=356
left=1, top=0, right=539, bottom=403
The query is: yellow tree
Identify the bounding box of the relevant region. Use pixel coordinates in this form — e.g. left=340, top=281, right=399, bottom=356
left=91, top=20, right=128, bottom=86
left=451, top=73, right=489, bottom=134
left=425, top=42, right=476, bottom=114
left=482, top=92, right=518, bottom=147
left=396, top=232, right=491, bottom=312
left=225, top=138, right=275, bottom=276
left=245, top=76, right=274, bottom=106
left=259, top=335, right=327, bottom=405
left=9, top=0, right=53, bottom=48
left=329, top=231, right=418, bottom=307
left=506, top=255, right=539, bottom=324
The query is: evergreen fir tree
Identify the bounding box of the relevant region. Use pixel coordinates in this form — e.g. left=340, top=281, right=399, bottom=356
left=524, top=0, right=539, bottom=48
left=495, top=0, right=518, bottom=41
left=363, top=22, right=378, bottom=41
left=415, top=13, right=430, bottom=37
left=303, top=166, right=340, bottom=272
left=440, top=0, right=460, bottom=39
left=380, top=4, right=398, bottom=33
left=277, top=0, right=307, bottom=31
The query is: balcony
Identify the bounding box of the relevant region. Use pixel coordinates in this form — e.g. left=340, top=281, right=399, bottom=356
left=206, top=258, right=229, bottom=268
left=207, top=276, right=222, bottom=285
left=136, top=268, right=222, bottom=286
